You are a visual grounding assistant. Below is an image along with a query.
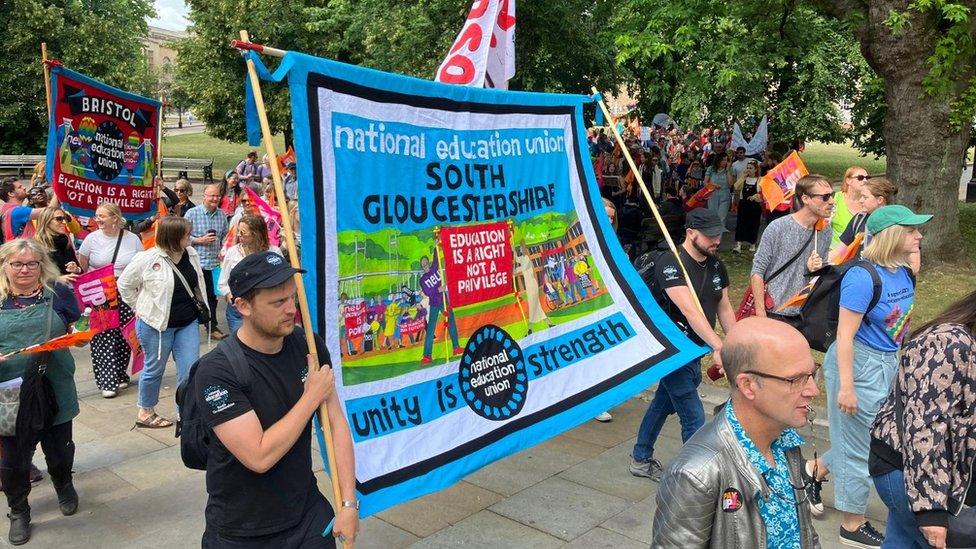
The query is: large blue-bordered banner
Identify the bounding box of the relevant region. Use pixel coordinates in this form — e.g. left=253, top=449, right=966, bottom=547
left=258, top=52, right=707, bottom=516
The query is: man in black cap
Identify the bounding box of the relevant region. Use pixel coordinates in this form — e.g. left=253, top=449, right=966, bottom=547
left=194, top=251, right=359, bottom=547
left=630, top=208, right=737, bottom=481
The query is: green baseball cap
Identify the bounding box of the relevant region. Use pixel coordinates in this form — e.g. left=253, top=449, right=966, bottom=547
left=866, top=205, right=933, bottom=234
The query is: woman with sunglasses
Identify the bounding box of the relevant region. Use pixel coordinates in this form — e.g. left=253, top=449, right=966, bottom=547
left=172, top=179, right=195, bottom=217
left=216, top=214, right=280, bottom=333
left=33, top=207, right=82, bottom=285
left=804, top=205, right=931, bottom=548
left=831, top=166, right=870, bottom=247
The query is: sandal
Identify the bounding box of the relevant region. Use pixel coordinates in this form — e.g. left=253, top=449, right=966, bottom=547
left=133, top=413, right=174, bottom=429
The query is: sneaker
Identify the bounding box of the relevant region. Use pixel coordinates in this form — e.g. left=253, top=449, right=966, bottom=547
left=629, top=457, right=663, bottom=481
left=801, top=460, right=826, bottom=518
left=840, top=521, right=884, bottom=548
left=117, top=381, right=129, bottom=390
left=594, top=411, right=613, bottom=422
left=101, top=390, right=117, bottom=399
left=210, top=327, right=226, bottom=341
left=421, top=355, right=432, bottom=365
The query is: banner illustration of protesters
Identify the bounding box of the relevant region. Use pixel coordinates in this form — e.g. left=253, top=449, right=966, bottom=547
left=46, top=65, right=160, bottom=221
left=250, top=49, right=707, bottom=516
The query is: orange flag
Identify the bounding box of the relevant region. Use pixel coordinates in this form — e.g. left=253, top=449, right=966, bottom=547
left=760, top=151, right=808, bottom=212
left=141, top=198, right=168, bottom=250
left=2, top=330, right=96, bottom=358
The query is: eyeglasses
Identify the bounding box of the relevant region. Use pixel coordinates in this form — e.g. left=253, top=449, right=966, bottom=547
left=849, top=174, right=872, bottom=181
left=807, top=192, right=834, bottom=202
left=743, top=366, right=820, bottom=392
left=176, top=188, right=188, bottom=194
left=6, top=261, right=40, bottom=271
left=52, top=216, right=67, bottom=222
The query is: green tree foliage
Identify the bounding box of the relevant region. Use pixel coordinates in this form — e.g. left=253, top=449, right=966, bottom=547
left=174, top=0, right=335, bottom=145
left=177, top=0, right=621, bottom=145
left=0, top=0, right=156, bottom=153
left=609, top=1, right=864, bottom=147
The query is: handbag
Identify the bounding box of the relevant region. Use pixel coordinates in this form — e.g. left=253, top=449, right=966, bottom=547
left=0, top=377, right=23, bottom=437
left=164, top=256, right=211, bottom=326
left=735, top=228, right=815, bottom=320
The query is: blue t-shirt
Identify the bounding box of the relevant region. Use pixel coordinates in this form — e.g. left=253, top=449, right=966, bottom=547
left=9, top=206, right=32, bottom=237
left=839, top=263, right=915, bottom=352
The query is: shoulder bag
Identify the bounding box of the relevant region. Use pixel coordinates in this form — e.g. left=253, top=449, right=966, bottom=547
left=735, top=228, right=815, bottom=320
left=164, top=255, right=211, bottom=326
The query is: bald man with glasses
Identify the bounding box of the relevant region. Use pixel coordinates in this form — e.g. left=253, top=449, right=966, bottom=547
left=652, top=317, right=823, bottom=548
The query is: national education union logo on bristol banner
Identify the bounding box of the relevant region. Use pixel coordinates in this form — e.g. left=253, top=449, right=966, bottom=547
left=458, top=325, right=528, bottom=420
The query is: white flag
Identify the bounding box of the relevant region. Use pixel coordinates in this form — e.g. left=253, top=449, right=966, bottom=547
left=484, top=0, right=515, bottom=89
left=435, top=0, right=516, bottom=89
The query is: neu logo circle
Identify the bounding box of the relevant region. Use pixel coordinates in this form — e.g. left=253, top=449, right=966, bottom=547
left=458, top=325, right=528, bottom=421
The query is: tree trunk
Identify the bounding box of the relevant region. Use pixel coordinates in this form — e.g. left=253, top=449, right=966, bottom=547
left=858, top=1, right=972, bottom=263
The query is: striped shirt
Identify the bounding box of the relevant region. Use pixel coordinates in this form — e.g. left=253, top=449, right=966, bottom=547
left=184, top=205, right=228, bottom=269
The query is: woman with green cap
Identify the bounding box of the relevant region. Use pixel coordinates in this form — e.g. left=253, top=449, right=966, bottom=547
left=802, top=204, right=932, bottom=548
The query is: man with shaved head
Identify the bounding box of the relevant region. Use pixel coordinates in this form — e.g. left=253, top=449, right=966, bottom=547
left=652, top=317, right=822, bottom=548
left=185, top=183, right=229, bottom=338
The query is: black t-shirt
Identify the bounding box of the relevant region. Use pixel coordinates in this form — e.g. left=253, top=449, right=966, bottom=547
left=194, top=328, right=332, bottom=537
left=49, top=234, right=78, bottom=275
left=168, top=253, right=199, bottom=328
left=654, top=247, right=728, bottom=345
left=840, top=212, right=869, bottom=246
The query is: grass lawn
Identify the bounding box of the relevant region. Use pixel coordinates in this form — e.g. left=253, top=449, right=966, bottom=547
left=160, top=131, right=285, bottom=180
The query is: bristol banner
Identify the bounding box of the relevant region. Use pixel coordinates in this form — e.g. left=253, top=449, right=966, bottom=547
left=46, top=66, right=160, bottom=221
left=255, top=51, right=708, bottom=516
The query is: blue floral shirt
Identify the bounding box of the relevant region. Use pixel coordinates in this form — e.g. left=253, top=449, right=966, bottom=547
left=726, top=403, right=804, bottom=549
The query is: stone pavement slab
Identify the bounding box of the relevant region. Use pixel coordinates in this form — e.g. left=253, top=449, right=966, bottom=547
left=488, top=476, right=630, bottom=541
left=411, top=510, right=563, bottom=549
left=376, top=481, right=504, bottom=538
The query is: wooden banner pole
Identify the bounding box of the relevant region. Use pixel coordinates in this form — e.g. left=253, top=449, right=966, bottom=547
left=157, top=95, right=165, bottom=179
left=42, top=43, right=52, bottom=117
left=590, top=88, right=704, bottom=316
left=238, top=31, right=346, bottom=542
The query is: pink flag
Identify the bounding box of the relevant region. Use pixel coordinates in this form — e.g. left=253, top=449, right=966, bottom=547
left=245, top=186, right=283, bottom=247
left=73, top=264, right=120, bottom=332
left=121, top=316, right=144, bottom=375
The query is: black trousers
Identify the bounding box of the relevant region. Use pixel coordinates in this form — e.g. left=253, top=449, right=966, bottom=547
left=202, top=493, right=336, bottom=548
left=0, top=421, right=74, bottom=515
left=202, top=268, right=219, bottom=330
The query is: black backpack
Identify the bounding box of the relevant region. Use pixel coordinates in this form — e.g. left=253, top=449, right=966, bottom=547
left=799, top=260, right=915, bottom=352
left=175, top=335, right=251, bottom=470
left=632, top=241, right=675, bottom=316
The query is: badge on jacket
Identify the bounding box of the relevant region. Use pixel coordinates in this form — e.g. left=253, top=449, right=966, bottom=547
left=722, top=488, right=743, bottom=512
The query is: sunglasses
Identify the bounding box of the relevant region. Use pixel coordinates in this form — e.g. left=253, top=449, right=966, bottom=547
left=849, top=174, right=872, bottom=181
left=807, top=192, right=834, bottom=201
left=52, top=216, right=67, bottom=222
left=176, top=188, right=188, bottom=193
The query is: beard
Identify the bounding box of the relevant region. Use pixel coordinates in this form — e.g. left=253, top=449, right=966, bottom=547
left=251, top=313, right=296, bottom=339
left=691, top=235, right=716, bottom=257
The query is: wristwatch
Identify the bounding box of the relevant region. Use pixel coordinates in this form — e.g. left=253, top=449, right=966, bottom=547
left=341, top=500, right=360, bottom=511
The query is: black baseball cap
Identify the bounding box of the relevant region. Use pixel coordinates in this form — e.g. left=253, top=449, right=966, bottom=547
left=685, top=208, right=726, bottom=237
left=228, top=251, right=306, bottom=297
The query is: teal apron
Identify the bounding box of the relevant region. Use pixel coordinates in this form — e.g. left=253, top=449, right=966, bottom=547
left=0, top=291, right=80, bottom=426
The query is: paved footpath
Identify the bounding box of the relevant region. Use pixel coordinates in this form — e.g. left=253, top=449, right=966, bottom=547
left=0, top=335, right=885, bottom=548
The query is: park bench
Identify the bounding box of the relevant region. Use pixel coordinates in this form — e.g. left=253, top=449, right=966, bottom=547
left=0, top=155, right=45, bottom=178
left=161, top=157, right=214, bottom=183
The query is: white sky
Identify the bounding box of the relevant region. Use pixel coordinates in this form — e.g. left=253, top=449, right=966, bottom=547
left=150, top=0, right=189, bottom=31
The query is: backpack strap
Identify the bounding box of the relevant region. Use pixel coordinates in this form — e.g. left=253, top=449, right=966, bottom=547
left=217, top=336, right=252, bottom=392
